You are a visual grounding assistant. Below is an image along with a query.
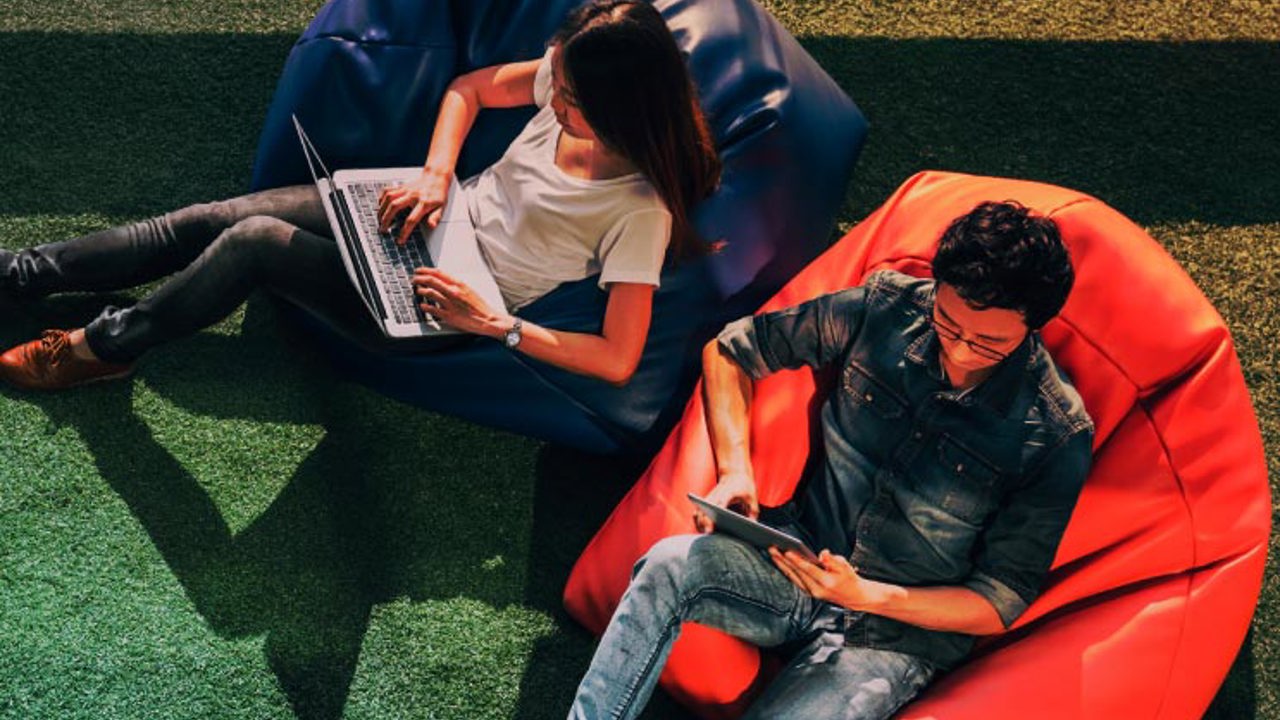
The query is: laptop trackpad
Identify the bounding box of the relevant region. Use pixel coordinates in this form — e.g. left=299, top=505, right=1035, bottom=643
left=430, top=221, right=505, bottom=310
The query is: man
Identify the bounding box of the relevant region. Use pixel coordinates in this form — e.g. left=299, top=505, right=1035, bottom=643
left=568, top=201, right=1094, bottom=720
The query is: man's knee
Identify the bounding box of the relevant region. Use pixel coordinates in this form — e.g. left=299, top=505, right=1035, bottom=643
left=632, top=534, right=698, bottom=582
left=631, top=533, right=744, bottom=598
left=631, top=534, right=722, bottom=603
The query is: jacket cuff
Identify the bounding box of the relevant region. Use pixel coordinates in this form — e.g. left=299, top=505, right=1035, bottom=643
left=963, top=570, right=1029, bottom=629
left=716, top=316, right=774, bottom=380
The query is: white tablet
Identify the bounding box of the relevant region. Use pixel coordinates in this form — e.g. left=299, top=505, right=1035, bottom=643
left=688, top=493, right=819, bottom=563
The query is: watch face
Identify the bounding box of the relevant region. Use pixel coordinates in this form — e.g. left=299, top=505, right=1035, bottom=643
left=504, top=319, right=522, bottom=348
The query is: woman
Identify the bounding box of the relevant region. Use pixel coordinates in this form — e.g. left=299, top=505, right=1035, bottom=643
left=0, top=0, right=720, bottom=390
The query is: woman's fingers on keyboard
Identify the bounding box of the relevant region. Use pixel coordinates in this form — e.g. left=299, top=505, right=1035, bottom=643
left=398, top=203, right=430, bottom=245
left=377, top=186, right=403, bottom=223
left=414, top=267, right=462, bottom=292
left=379, top=195, right=407, bottom=232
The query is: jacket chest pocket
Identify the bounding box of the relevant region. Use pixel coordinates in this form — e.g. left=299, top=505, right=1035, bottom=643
left=839, top=364, right=909, bottom=452
left=914, top=436, right=1002, bottom=525
left=842, top=364, right=908, bottom=418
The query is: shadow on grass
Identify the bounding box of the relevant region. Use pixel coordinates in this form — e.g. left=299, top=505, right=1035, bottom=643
left=1, top=297, right=554, bottom=719
left=1206, top=627, right=1258, bottom=720
left=3, top=29, right=1272, bottom=720
left=797, top=37, right=1280, bottom=227
left=511, top=444, right=699, bottom=720
left=1, top=33, right=1277, bottom=231
left=0, top=33, right=294, bottom=217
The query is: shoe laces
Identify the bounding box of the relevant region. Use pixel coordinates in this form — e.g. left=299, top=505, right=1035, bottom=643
left=37, top=329, right=72, bottom=367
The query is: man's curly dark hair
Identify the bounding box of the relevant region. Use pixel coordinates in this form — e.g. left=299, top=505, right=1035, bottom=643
left=931, top=201, right=1075, bottom=330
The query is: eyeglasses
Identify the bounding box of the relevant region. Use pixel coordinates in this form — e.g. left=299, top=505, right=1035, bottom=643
left=932, top=316, right=1012, bottom=362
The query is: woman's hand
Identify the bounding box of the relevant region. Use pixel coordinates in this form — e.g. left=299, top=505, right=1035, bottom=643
left=413, top=267, right=508, bottom=337
left=379, top=167, right=452, bottom=245
left=693, top=472, right=759, bottom=533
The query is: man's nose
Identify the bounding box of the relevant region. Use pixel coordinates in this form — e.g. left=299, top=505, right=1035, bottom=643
left=948, top=338, right=979, bottom=363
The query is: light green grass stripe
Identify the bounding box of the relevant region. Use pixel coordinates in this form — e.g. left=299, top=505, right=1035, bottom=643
left=759, top=0, right=1280, bottom=41
left=8, top=1, right=1280, bottom=40
left=2, top=0, right=323, bottom=34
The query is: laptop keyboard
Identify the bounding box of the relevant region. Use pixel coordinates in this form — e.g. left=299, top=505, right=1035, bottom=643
left=348, top=181, right=436, bottom=326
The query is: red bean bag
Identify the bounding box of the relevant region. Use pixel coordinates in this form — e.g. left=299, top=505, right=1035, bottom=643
left=562, top=171, right=1271, bottom=719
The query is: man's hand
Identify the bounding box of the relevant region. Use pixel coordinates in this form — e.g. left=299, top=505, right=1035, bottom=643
left=769, top=548, right=883, bottom=611
left=413, top=267, right=505, bottom=337
left=378, top=167, right=452, bottom=245
left=693, top=472, right=759, bottom=533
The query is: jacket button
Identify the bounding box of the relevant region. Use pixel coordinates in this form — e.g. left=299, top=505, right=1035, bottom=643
left=956, top=463, right=965, bottom=473
left=864, top=392, right=874, bottom=402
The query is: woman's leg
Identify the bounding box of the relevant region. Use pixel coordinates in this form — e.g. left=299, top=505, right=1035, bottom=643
left=0, top=185, right=328, bottom=298
left=83, top=214, right=384, bottom=363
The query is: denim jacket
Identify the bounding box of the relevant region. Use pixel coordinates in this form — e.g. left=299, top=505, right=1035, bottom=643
left=717, top=270, right=1094, bottom=670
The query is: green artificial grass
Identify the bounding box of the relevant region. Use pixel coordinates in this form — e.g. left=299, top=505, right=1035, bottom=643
left=2, top=2, right=1277, bottom=719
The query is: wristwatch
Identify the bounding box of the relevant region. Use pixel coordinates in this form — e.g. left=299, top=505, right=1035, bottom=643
left=504, top=318, right=524, bottom=349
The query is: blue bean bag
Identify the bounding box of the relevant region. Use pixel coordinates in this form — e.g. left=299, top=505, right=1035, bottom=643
left=251, top=0, right=868, bottom=452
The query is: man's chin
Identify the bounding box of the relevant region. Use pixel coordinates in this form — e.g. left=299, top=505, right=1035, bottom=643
left=942, top=355, right=994, bottom=376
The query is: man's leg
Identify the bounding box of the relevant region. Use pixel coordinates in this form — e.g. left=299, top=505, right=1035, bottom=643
left=568, top=533, right=821, bottom=720
left=741, top=621, right=935, bottom=720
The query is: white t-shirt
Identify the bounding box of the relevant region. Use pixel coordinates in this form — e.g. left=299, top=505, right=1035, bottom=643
left=460, top=48, right=673, bottom=311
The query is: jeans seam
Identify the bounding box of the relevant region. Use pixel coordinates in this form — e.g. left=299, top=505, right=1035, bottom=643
left=610, top=614, right=682, bottom=720
left=609, top=585, right=796, bottom=720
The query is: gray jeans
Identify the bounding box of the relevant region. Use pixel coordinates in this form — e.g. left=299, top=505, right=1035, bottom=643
left=1, top=186, right=451, bottom=361
left=568, top=533, right=935, bottom=720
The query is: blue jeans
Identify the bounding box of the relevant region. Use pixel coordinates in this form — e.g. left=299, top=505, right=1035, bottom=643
left=569, top=534, right=935, bottom=720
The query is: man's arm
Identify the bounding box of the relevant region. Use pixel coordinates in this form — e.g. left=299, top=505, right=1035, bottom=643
left=693, top=339, right=760, bottom=530
left=772, top=425, right=1094, bottom=636
left=693, top=288, right=869, bottom=529
left=771, top=549, right=1005, bottom=635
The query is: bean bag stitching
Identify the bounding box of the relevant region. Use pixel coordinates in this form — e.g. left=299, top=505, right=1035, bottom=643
left=1133, top=396, right=1199, bottom=720
left=1042, top=196, right=1232, bottom=393
left=1031, top=301, right=1200, bottom=715
left=1042, top=195, right=1098, bottom=217
left=1027, top=190, right=1234, bottom=717
left=300, top=34, right=458, bottom=50
left=781, top=205, right=1202, bottom=711
left=569, top=173, right=1255, bottom=715
left=1153, top=575, right=1195, bottom=720
left=501, top=350, right=634, bottom=448
left=1045, top=314, right=1136, bottom=445
left=1150, top=547, right=1268, bottom=720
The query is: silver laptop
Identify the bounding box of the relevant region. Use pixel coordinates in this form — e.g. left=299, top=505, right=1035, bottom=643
left=292, top=115, right=505, bottom=338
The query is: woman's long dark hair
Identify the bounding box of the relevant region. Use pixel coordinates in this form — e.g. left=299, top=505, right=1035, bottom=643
left=552, top=0, right=721, bottom=261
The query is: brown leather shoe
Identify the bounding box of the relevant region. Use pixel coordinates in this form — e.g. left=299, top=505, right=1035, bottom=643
left=0, top=329, right=134, bottom=390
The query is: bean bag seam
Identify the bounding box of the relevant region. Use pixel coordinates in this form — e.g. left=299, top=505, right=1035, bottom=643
left=1042, top=195, right=1098, bottom=218
left=986, top=569, right=1190, bottom=649
left=1133, top=397, right=1198, bottom=720
left=502, top=351, right=633, bottom=449
left=299, top=34, right=458, bottom=50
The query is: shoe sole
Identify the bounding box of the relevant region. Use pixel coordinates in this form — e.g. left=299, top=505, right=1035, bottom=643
left=67, top=367, right=136, bottom=389
left=0, top=366, right=135, bottom=392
